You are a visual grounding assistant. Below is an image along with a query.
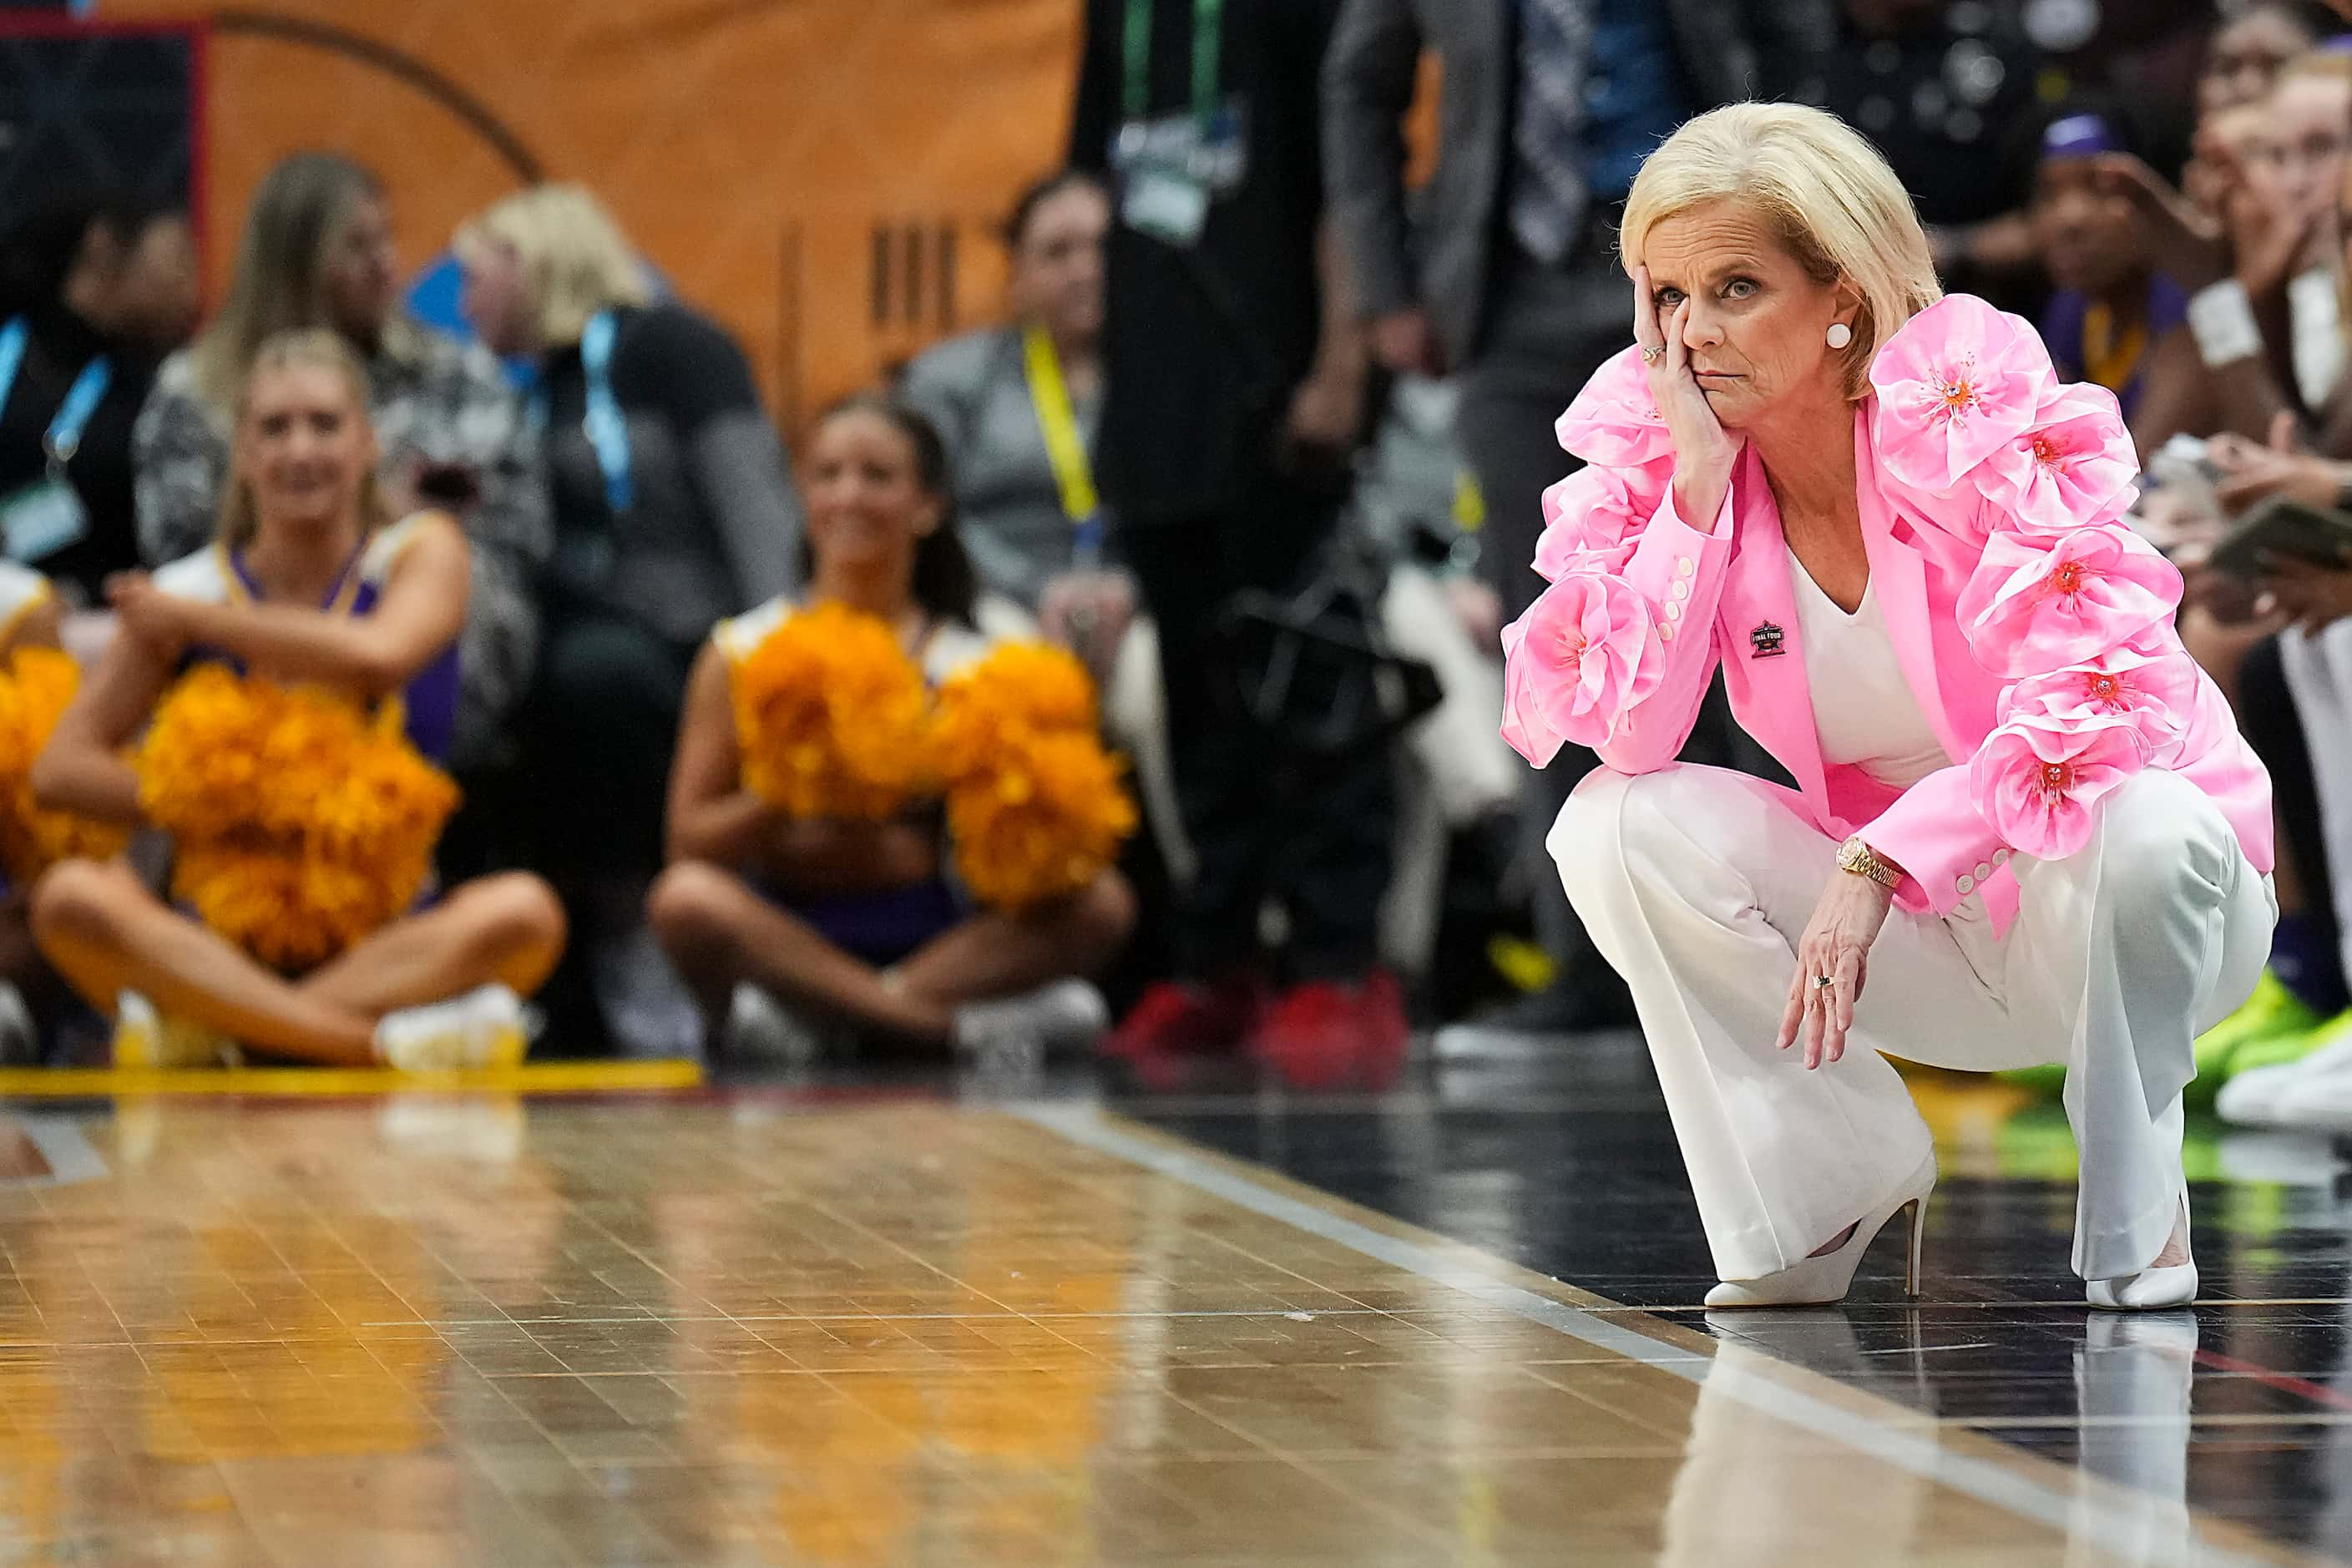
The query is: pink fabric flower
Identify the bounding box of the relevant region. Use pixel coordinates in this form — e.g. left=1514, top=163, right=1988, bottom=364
left=1500, top=571, right=1664, bottom=763
left=1534, top=461, right=1667, bottom=581
left=1970, top=712, right=2147, bottom=861
left=1974, top=382, right=2139, bottom=534
left=1957, top=525, right=2183, bottom=676
left=1999, top=639, right=2199, bottom=766
left=1554, top=346, right=1674, bottom=469
left=1869, top=296, right=2055, bottom=494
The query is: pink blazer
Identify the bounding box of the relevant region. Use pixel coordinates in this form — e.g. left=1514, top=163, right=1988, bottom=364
left=1501, top=295, right=2273, bottom=936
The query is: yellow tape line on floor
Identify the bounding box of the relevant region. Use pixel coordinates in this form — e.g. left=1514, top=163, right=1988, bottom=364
left=0, top=1059, right=704, bottom=1098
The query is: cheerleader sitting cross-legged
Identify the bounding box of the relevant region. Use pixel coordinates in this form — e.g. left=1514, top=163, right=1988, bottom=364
left=28, top=329, right=566, bottom=1069
left=0, top=560, right=68, bottom=1058
left=648, top=397, right=1136, bottom=1063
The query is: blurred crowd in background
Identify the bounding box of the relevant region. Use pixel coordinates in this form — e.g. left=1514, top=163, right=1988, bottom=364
left=8, top=0, right=2352, bottom=1107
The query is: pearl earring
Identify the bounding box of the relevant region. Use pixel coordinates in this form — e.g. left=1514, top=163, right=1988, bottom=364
left=1825, top=322, right=1854, bottom=350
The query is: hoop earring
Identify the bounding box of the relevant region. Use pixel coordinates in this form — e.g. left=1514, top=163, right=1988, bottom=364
left=1825, top=322, right=1854, bottom=350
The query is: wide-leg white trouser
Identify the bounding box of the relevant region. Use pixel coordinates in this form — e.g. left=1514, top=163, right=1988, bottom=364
left=1551, top=764, right=2274, bottom=1283
left=2282, top=621, right=2352, bottom=983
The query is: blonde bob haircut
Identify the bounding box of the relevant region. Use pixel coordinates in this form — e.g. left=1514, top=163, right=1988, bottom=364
left=454, top=184, right=651, bottom=351
left=1621, top=104, right=1942, bottom=397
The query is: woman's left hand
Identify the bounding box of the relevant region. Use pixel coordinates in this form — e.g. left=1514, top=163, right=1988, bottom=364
left=2212, top=412, right=2344, bottom=513
left=1776, top=871, right=1895, bottom=1070
left=104, top=572, right=192, bottom=655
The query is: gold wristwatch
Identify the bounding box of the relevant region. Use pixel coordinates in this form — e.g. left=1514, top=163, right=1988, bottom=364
left=1837, top=835, right=1901, bottom=889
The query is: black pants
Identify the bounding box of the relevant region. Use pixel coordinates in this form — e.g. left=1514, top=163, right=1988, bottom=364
left=516, top=615, right=699, bottom=881
left=2241, top=634, right=2344, bottom=1000
left=1121, top=478, right=1395, bottom=983
left=1454, top=242, right=1758, bottom=992
left=476, top=613, right=698, bottom=1055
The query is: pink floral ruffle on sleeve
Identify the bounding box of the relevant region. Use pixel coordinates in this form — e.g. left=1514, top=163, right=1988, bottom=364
left=1534, top=459, right=1669, bottom=580
left=1500, top=570, right=1664, bottom=765
left=1968, top=713, right=2147, bottom=861
left=1869, top=295, right=2055, bottom=495
left=1998, top=639, right=2200, bottom=768
left=1872, top=311, right=2138, bottom=569
left=1869, top=296, right=2198, bottom=869
left=1976, top=382, right=2139, bottom=535
left=1955, top=526, right=2183, bottom=678
left=1553, top=346, right=1674, bottom=470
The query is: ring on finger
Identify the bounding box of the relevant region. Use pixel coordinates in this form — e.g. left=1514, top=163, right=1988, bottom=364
left=1813, top=974, right=1836, bottom=989
left=1640, top=345, right=1665, bottom=364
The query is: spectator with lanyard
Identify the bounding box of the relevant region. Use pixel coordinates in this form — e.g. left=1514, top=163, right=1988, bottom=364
left=1072, top=0, right=1409, bottom=1089
left=900, top=170, right=1135, bottom=675
left=134, top=153, right=544, bottom=776
left=454, top=184, right=802, bottom=1054
left=0, top=194, right=196, bottom=604
left=1323, top=0, right=1788, bottom=1041
left=2033, top=110, right=2189, bottom=426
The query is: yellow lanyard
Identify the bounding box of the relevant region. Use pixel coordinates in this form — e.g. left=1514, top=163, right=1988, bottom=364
left=1021, top=324, right=1100, bottom=526
left=2081, top=301, right=2147, bottom=397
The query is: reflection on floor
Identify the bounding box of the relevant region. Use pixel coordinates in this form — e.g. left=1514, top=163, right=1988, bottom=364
left=0, top=1057, right=2310, bottom=1564
left=1125, top=1028, right=2352, bottom=1560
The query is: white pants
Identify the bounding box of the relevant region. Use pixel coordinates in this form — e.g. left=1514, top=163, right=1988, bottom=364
left=2281, top=620, right=2352, bottom=984
left=1552, top=765, right=2274, bottom=1282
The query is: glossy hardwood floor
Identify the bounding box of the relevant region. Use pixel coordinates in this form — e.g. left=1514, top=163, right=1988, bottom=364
left=0, top=1033, right=2326, bottom=1564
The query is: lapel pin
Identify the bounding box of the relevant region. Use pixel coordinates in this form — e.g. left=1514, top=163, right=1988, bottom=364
left=1749, top=621, right=1786, bottom=658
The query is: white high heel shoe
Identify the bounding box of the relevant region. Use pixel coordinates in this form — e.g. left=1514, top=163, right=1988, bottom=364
left=1704, top=1158, right=1935, bottom=1308
left=2086, top=1201, right=2197, bottom=1311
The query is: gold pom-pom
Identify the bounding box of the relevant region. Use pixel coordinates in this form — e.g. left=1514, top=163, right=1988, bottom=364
left=139, top=670, right=459, bottom=969
left=730, top=603, right=935, bottom=821
left=934, top=642, right=1135, bottom=914
left=946, top=728, right=1138, bottom=913
left=133, top=665, right=273, bottom=842
left=933, top=641, right=1099, bottom=781
left=0, top=647, right=129, bottom=883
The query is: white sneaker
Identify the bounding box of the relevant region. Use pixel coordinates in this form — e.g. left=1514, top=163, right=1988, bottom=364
left=0, top=981, right=36, bottom=1067
left=374, top=984, right=529, bottom=1072
left=112, top=990, right=236, bottom=1069
left=952, top=979, right=1110, bottom=1064
left=377, top=1095, right=527, bottom=1161
left=723, top=983, right=838, bottom=1068
left=2267, top=1071, right=2352, bottom=1133
left=2218, top=1034, right=2352, bottom=1126
left=593, top=924, right=702, bottom=1059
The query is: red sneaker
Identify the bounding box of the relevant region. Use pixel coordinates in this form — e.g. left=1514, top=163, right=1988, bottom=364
left=1254, top=971, right=1413, bottom=1093
left=1252, top=980, right=1355, bottom=1091
left=1100, top=979, right=1261, bottom=1090
left=1353, top=969, right=1412, bottom=1092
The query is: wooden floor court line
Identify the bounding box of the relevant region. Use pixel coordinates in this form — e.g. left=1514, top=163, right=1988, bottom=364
left=1021, top=1102, right=2308, bottom=1568
left=0, top=1059, right=703, bottom=1098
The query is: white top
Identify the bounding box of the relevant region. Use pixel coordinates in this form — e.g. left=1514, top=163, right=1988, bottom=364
left=1787, top=549, right=1953, bottom=791
left=2291, top=266, right=2344, bottom=412
left=151, top=511, right=438, bottom=607
left=0, top=561, right=49, bottom=640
